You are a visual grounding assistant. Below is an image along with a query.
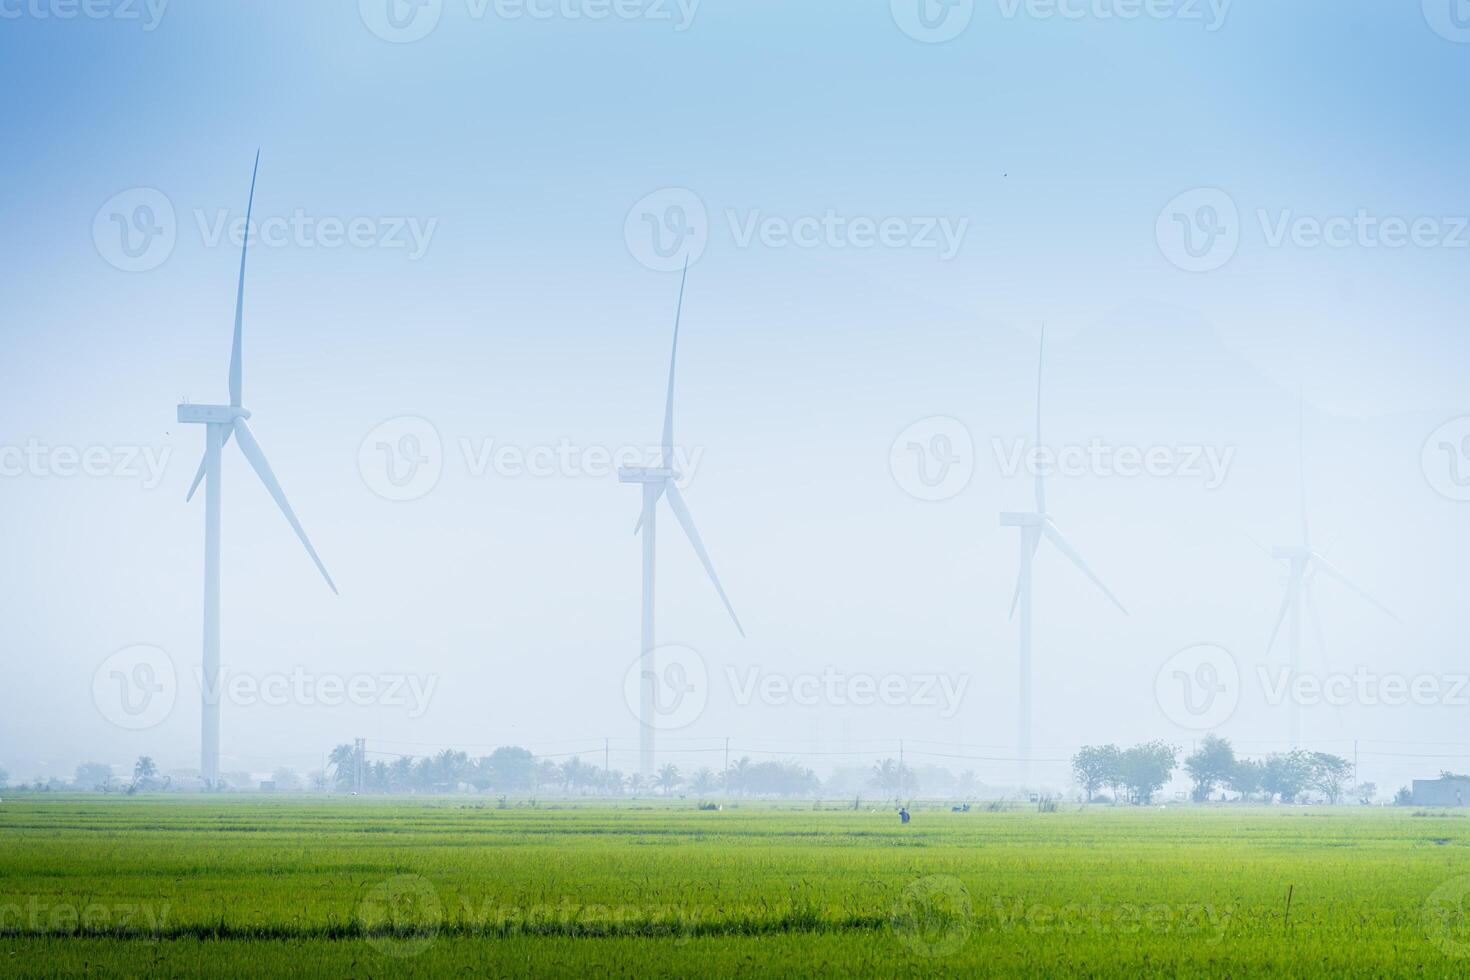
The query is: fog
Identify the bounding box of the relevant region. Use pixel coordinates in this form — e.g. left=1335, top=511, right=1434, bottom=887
left=1, top=1, right=1467, bottom=798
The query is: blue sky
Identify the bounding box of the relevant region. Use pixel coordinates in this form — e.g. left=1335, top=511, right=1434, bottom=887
left=2, top=1, right=1469, bottom=791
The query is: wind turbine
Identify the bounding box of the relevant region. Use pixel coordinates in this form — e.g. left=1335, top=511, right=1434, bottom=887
left=177, top=153, right=338, bottom=788
left=619, top=260, right=743, bottom=781
left=1264, top=394, right=1398, bottom=748
left=1000, top=329, right=1128, bottom=787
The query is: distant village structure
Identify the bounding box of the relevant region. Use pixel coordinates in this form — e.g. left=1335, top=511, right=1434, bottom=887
left=1413, top=775, right=1470, bottom=806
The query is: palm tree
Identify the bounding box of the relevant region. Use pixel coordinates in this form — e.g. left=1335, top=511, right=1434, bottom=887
left=657, top=763, right=681, bottom=796
left=132, top=756, right=157, bottom=789
left=870, top=759, right=901, bottom=799
left=328, top=744, right=357, bottom=790
left=692, top=767, right=717, bottom=796
left=726, top=756, right=753, bottom=796
left=626, top=772, right=645, bottom=796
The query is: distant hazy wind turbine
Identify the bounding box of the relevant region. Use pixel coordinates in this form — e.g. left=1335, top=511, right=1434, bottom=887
left=1000, top=329, right=1128, bottom=787
left=620, top=260, right=743, bottom=781
left=177, top=153, right=338, bottom=788
left=1264, top=393, right=1398, bottom=748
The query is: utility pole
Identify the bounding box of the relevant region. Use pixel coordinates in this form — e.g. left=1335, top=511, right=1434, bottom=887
left=353, top=737, right=365, bottom=794
left=724, top=738, right=730, bottom=797
left=1354, top=740, right=1359, bottom=800
left=899, top=740, right=905, bottom=801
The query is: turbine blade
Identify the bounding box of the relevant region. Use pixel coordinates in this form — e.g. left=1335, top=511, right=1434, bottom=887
left=632, top=487, right=666, bottom=534
left=1312, top=553, right=1400, bottom=622
left=664, top=483, right=743, bottom=636
left=232, top=418, right=338, bottom=595
left=1303, top=580, right=1330, bottom=670
left=1297, top=387, right=1309, bottom=547
left=1034, top=325, right=1046, bottom=514
left=1006, top=532, right=1042, bottom=620
left=1265, top=580, right=1294, bottom=655
left=185, top=427, right=235, bottom=502
left=229, top=151, right=260, bottom=409
left=660, top=257, right=689, bottom=468
left=1041, top=519, right=1128, bottom=615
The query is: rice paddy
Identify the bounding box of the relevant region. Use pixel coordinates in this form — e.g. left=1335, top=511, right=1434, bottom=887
left=2, top=797, right=1469, bottom=976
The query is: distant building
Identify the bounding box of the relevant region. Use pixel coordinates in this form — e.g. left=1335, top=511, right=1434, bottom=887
left=1413, top=777, right=1470, bottom=806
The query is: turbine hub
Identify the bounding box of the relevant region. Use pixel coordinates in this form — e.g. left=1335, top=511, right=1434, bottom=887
left=177, top=404, right=251, bottom=424
left=618, top=466, right=678, bottom=485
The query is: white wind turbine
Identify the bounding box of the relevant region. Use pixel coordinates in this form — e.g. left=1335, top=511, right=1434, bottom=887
left=178, top=153, right=338, bottom=788
left=1000, top=329, right=1128, bottom=786
left=619, top=261, right=743, bottom=781
left=1264, top=395, right=1398, bottom=748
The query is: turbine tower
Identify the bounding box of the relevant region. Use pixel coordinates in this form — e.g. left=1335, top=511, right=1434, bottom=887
left=1000, top=329, right=1128, bottom=787
left=619, top=260, right=743, bottom=781
left=1265, top=394, right=1398, bottom=748
left=178, top=153, right=338, bottom=788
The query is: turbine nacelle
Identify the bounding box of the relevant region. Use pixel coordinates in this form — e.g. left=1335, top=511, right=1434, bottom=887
left=619, top=465, right=680, bottom=485
left=177, top=404, right=252, bottom=425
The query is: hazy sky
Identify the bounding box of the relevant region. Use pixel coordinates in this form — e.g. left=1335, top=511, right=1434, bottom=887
left=2, top=1, right=1468, bottom=793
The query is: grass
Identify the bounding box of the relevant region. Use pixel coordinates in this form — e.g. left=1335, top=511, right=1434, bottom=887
left=2, top=796, right=1469, bottom=976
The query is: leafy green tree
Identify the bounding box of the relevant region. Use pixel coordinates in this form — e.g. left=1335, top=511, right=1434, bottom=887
left=0, top=768, right=9, bottom=789
left=1308, top=753, right=1352, bottom=804
left=1183, top=735, right=1236, bottom=802
left=1120, top=742, right=1176, bottom=804
left=476, top=747, right=533, bottom=794
left=1227, top=758, right=1265, bottom=801
left=74, top=762, right=114, bottom=791
left=1072, top=744, right=1121, bottom=802
left=1260, top=751, right=1313, bottom=803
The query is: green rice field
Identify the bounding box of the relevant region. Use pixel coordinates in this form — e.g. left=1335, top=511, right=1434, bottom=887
left=2, top=797, right=1469, bottom=976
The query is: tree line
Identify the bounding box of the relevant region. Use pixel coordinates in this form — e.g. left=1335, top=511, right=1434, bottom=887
left=1072, top=736, right=1358, bottom=805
